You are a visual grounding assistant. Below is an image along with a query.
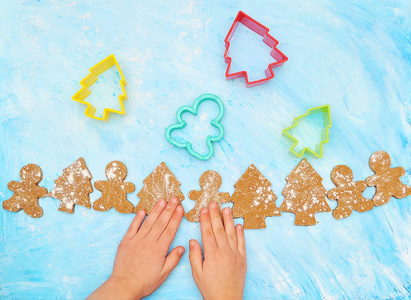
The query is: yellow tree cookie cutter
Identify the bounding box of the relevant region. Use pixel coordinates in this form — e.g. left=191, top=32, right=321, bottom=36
left=72, top=54, right=128, bottom=121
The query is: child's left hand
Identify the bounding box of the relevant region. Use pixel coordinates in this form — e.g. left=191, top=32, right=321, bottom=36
left=87, top=196, right=185, bottom=300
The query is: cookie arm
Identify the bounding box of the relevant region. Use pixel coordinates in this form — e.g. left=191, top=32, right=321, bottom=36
left=216, top=192, right=231, bottom=203
left=94, top=180, right=103, bottom=190
left=35, top=186, right=48, bottom=198
left=326, top=188, right=338, bottom=200
left=393, top=167, right=405, bottom=177
left=188, top=190, right=201, bottom=200
left=357, top=181, right=368, bottom=193
left=7, top=181, right=20, bottom=190
left=125, top=182, right=135, bottom=193
left=365, top=175, right=376, bottom=186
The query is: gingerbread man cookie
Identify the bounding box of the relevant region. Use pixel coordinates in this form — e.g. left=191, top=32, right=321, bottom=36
left=186, top=170, right=230, bottom=222
left=93, top=161, right=135, bottom=214
left=2, top=164, right=48, bottom=218
left=366, top=151, right=411, bottom=206
left=327, top=165, right=373, bottom=219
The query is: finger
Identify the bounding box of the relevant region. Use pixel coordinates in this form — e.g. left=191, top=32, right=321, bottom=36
left=200, top=208, right=217, bottom=253
left=124, top=210, right=146, bottom=239
left=222, top=207, right=237, bottom=250
left=159, top=204, right=184, bottom=245
left=149, top=197, right=180, bottom=240
left=236, top=224, right=246, bottom=257
left=161, top=246, right=185, bottom=277
left=138, top=199, right=167, bottom=237
left=189, top=239, right=203, bottom=278
left=209, top=202, right=229, bottom=248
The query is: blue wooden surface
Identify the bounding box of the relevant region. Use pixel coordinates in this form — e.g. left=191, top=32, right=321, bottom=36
left=1, top=1, right=410, bottom=299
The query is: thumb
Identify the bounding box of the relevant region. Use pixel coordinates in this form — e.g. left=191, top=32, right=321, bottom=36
left=162, top=246, right=185, bottom=277
left=189, top=239, right=203, bottom=278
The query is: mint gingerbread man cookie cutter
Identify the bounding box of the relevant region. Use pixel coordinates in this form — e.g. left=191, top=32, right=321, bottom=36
left=165, top=93, right=225, bottom=160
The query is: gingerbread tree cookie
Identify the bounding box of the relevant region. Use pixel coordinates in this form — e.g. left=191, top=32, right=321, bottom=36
left=327, top=165, right=373, bottom=219
left=186, top=170, right=230, bottom=222
left=93, top=161, right=135, bottom=214
left=134, top=162, right=185, bottom=214
left=280, top=159, right=331, bottom=226
left=47, top=157, right=93, bottom=214
left=231, top=164, right=280, bottom=229
left=366, top=151, right=411, bottom=206
left=2, top=164, right=48, bottom=218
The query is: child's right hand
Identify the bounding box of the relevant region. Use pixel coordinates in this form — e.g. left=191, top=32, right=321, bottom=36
left=189, top=202, right=247, bottom=300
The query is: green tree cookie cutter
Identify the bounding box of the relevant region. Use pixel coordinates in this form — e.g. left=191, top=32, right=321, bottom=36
left=282, top=105, right=332, bottom=158
left=165, top=93, right=225, bottom=160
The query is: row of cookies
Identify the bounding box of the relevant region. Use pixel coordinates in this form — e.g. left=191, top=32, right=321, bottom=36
left=2, top=151, right=410, bottom=228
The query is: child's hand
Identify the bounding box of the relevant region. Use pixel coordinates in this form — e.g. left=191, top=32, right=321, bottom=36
left=189, top=202, right=247, bottom=300
left=87, top=197, right=185, bottom=300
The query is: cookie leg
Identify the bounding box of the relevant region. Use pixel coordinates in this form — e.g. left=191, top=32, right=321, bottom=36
left=355, top=199, right=374, bottom=212
left=186, top=207, right=199, bottom=222
left=372, top=191, right=391, bottom=206
left=393, top=184, right=411, bottom=199
left=332, top=205, right=352, bottom=219
left=115, top=200, right=134, bottom=214
left=93, top=199, right=111, bottom=212
left=25, top=204, right=43, bottom=218
left=2, top=198, right=22, bottom=212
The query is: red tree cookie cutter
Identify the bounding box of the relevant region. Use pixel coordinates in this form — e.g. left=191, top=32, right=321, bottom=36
left=224, top=11, right=288, bottom=87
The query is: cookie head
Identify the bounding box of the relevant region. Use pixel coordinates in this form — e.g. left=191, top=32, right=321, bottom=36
left=369, top=151, right=391, bottom=172
left=331, top=165, right=353, bottom=185
left=20, top=164, right=43, bottom=183
left=105, top=161, right=127, bottom=181
left=200, top=170, right=222, bottom=189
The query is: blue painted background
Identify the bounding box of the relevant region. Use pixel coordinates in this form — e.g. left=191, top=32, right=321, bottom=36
left=1, top=0, right=410, bottom=299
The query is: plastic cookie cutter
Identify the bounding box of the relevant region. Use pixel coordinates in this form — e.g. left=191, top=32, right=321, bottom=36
left=72, top=54, right=128, bottom=121
left=224, top=11, right=288, bottom=87
left=165, top=93, right=225, bottom=160
left=282, top=105, right=332, bottom=158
